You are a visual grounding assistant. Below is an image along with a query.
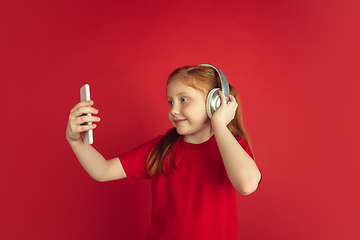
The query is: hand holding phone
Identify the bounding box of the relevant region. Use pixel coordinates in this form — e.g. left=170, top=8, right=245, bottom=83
left=80, top=84, right=93, bottom=144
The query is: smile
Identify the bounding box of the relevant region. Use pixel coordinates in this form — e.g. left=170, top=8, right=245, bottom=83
left=174, top=119, right=187, bottom=125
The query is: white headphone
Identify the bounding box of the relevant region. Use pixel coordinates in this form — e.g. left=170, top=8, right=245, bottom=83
left=199, top=64, right=230, bottom=119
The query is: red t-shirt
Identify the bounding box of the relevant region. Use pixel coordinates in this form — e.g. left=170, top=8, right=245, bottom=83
left=119, top=133, right=254, bottom=240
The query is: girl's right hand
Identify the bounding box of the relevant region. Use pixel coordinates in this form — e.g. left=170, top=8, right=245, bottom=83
left=66, top=101, right=100, bottom=144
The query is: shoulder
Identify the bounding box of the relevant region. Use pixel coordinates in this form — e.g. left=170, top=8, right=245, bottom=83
left=235, top=136, right=247, bottom=145
left=235, top=136, right=254, bottom=159
left=132, top=128, right=176, bottom=152
left=150, top=135, right=163, bottom=145
left=134, top=135, right=163, bottom=152
left=119, top=134, right=163, bottom=159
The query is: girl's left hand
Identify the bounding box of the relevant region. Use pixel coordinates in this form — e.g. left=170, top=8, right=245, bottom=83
left=211, top=90, right=238, bottom=128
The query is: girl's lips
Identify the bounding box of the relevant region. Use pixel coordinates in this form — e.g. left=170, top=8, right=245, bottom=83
left=174, top=119, right=186, bottom=125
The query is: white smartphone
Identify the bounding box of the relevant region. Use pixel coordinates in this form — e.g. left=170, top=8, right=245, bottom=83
left=80, top=84, right=93, bottom=144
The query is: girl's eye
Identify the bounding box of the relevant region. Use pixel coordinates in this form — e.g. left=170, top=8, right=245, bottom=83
left=181, top=98, right=188, bottom=102
left=168, top=100, right=173, bottom=105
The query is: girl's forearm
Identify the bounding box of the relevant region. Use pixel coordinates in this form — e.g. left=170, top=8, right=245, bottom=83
left=213, top=125, right=261, bottom=195
left=69, top=141, right=112, bottom=182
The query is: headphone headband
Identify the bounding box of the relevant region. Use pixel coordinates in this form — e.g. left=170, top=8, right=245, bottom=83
left=198, top=63, right=229, bottom=98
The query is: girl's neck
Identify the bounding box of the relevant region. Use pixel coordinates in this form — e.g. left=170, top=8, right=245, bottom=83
left=183, top=130, right=213, bottom=144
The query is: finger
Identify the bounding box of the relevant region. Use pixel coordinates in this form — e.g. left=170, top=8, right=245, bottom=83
left=77, top=115, right=101, bottom=125
left=79, top=123, right=97, bottom=132
left=228, top=95, right=237, bottom=106
left=69, top=120, right=98, bottom=134
left=70, top=100, right=95, bottom=114
left=79, top=100, right=94, bottom=107
left=71, top=100, right=93, bottom=112
left=78, top=106, right=99, bottom=115
left=71, top=106, right=99, bottom=119
left=218, top=90, right=228, bottom=106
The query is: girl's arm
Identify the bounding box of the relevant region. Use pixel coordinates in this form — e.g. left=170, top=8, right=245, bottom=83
left=211, top=92, right=261, bottom=195
left=66, top=101, right=126, bottom=182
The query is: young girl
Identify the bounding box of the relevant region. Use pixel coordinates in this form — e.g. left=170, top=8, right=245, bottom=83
left=66, top=64, right=261, bottom=240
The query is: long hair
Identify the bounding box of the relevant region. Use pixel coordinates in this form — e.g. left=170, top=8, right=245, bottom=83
left=146, top=65, right=253, bottom=177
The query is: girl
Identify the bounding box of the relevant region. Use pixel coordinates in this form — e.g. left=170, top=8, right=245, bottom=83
left=66, top=64, right=261, bottom=240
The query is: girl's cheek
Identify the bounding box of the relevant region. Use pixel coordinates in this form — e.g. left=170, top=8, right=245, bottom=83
left=182, top=104, right=189, bottom=112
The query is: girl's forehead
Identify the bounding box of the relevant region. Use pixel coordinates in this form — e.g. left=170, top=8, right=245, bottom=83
left=166, top=80, right=206, bottom=98
left=167, top=80, right=194, bottom=93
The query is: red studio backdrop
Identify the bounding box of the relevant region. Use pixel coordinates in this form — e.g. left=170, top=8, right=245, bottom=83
left=1, top=0, right=359, bottom=239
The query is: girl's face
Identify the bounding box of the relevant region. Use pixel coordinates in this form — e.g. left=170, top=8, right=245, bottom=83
left=166, top=80, right=212, bottom=144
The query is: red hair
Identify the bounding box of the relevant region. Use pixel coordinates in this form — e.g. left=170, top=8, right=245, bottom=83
left=147, top=65, right=253, bottom=176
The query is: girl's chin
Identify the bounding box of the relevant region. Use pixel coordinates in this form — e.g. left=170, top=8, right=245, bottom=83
left=175, top=128, right=186, bottom=135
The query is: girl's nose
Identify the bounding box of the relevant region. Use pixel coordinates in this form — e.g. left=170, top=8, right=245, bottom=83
left=171, top=103, right=180, bottom=115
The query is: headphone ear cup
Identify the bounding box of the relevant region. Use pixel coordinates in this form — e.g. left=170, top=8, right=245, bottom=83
left=206, top=88, right=221, bottom=119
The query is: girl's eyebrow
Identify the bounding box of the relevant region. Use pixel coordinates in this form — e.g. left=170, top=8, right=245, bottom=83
left=166, top=92, right=189, bottom=99
left=172, top=92, right=190, bottom=97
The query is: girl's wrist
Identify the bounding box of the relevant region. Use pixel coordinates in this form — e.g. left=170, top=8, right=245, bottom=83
left=211, top=123, right=228, bottom=136
left=67, top=137, right=84, bottom=147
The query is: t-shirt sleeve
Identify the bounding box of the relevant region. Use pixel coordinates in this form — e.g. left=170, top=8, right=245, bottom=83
left=119, top=136, right=163, bottom=184
left=236, top=136, right=254, bottom=159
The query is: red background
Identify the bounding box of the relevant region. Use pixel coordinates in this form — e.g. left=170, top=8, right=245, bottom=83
left=1, top=0, right=359, bottom=239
